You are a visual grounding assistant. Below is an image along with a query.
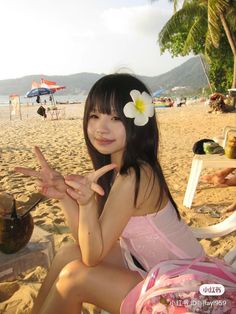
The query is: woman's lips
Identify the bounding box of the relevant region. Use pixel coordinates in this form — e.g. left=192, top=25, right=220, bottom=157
left=95, top=138, right=115, bottom=145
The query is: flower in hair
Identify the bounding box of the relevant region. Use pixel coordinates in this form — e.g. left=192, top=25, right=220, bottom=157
left=123, top=90, right=154, bottom=126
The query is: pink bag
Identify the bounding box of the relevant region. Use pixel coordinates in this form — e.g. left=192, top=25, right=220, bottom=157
left=121, top=257, right=236, bottom=314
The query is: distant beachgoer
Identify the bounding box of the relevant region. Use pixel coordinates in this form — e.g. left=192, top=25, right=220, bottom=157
left=15, top=74, right=204, bottom=314
left=201, top=168, right=236, bottom=186
left=201, top=168, right=236, bottom=212
left=36, top=96, right=41, bottom=104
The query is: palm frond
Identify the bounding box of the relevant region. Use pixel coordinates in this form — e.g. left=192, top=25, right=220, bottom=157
left=205, top=30, right=215, bottom=53
left=207, top=0, right=232, bottom=46
left=159, top=3, right=207, bottom=47
left=225, top=4, right=236, bottom=32
left=183, top=17, right=207, bottom=54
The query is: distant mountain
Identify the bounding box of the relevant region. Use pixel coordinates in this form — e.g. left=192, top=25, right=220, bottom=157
left=142, top=56, right=208, bottom=94
left=0, top=57, right=208, bottom=96
left=0, top=73, right=103, bottom=96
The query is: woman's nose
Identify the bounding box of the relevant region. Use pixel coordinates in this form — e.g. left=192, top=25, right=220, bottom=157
left=96, top=117, right=109, bottom=133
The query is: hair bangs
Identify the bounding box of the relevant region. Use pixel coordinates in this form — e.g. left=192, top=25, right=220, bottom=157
left=89, top=89, right=125, bottom=121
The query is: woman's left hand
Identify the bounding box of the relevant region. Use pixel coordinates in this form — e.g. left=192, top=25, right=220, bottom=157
left=64, top=164, right=116, bottom=206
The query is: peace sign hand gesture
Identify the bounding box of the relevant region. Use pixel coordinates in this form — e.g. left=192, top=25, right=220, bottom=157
left=15, top=146, right=67, bottom=200
left=64, top=164, right=117, bottom=206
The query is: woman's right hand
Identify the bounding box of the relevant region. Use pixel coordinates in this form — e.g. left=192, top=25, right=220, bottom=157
left=15, top=146, right=67, bottom=200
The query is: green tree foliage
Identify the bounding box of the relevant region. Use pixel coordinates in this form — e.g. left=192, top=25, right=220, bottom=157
left=208, top=34, right=233, bottom=92
left=156, top=0, right=236, bottom=97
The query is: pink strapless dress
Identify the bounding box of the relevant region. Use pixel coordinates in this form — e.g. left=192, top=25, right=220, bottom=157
left=120, top=200, right=205, bottom=277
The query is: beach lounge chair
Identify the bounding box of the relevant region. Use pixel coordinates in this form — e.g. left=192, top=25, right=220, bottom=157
left=183, top=126, right=236, bottom=208
left=213, top=125, right=236, bottom=148
left=191, top=211, right=236, bottom=268
left=191, top=210, right=236, bottom=239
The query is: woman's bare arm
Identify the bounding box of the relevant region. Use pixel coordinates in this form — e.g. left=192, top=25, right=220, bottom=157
left=66, top=169, right=138, bottom=266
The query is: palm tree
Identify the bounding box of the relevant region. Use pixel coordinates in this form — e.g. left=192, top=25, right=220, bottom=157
left=205, top=0, right=236, bottom=88
left=155, top=0, right=236, bottom=104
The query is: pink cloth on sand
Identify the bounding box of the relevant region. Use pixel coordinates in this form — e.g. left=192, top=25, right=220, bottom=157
left=119, top=200, right=205, bottom=313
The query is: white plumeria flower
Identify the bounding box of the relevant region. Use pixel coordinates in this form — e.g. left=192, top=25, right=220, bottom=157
left=123, top=90, right=154, bottom=126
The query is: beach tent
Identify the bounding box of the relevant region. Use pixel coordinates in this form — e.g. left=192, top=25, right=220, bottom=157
left=9, top=94, right=22, bottom=120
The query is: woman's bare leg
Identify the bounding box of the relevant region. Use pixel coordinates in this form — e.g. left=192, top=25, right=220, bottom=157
left=201, top=168, right=236, bottom=185
left=32, top=243, right=82, bottom=314
left=32, top=241, right=125, bottom=314
left=38, top=260, right=142, bottom=314
left=224, top=175, right=236, bottom=186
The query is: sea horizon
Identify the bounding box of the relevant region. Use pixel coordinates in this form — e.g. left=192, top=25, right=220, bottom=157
left=0, top=94, right=87, bottom=107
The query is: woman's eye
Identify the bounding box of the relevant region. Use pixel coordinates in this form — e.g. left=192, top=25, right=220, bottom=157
left=112, top=116, right=121, bottom=121
left=89, top=114, right=98, bottom=119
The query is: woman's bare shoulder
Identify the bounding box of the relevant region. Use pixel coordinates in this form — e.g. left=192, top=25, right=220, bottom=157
left=114, top=163, right=156, bottom=186
left=114, top=163, right=155, bottom=187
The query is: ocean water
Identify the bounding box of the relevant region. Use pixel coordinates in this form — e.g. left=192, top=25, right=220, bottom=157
left=0, top=94, right=87, bottom=106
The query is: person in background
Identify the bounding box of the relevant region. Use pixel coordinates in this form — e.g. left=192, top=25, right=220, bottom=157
left=201, top=168, right=236, bottom=212
left=201, top=168, right=236, bottom=186
left=36, top=95, right=41, bottom=104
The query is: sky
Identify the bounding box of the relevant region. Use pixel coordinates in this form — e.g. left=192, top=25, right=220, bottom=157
left=0, top=0, right=191, bottom=80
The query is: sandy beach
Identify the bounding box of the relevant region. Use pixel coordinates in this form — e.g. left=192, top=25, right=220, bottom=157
left=0, top=102, right=235, bottom=313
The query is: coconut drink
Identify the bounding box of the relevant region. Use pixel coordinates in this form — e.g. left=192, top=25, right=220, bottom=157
left=0, top=193, right=39, bottom=254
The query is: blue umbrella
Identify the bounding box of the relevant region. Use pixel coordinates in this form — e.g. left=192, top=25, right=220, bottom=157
left=152, top=88, right=166, bottom=97
left=25, top=87, right=55, bottom=98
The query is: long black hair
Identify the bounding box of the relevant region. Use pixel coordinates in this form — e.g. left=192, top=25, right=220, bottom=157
left=83, top=73, right=180, bottom=218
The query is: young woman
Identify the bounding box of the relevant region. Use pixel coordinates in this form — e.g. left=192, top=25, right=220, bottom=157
left=16, top=74, right=204, bottom=314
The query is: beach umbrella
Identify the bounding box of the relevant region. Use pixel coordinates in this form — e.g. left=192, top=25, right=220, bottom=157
left=40, top=78, right=65, bottom=92
left=9, top=93, right=19, bottom=98
left=40, top=78, right=66, bottom=105
left=25, top=87, right=56, bottom=106
left=25, top=87, right=55, bottom=98
left=152, top=89, right=166, bottom=97
left=41, top=84, right=65, bottom=92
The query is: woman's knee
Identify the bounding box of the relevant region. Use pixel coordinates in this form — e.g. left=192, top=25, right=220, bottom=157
left=56, top=260, right=89, bottom=297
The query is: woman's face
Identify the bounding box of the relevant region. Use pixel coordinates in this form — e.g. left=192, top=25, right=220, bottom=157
left=87, top=108, right=126, bottom=165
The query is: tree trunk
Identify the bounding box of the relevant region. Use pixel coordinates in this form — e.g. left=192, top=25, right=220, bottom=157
left=199, top=54, right=213, bottom=93
left=219, top=14, right=236, bottom=56
left=232, top=55, right=236, bottom=108
left=219, top=13, right=236, bottom=108
left=233, top=55, right=236, bottom=88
